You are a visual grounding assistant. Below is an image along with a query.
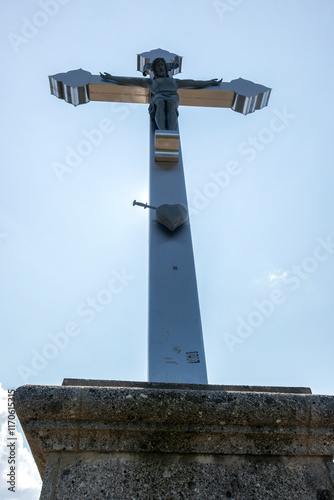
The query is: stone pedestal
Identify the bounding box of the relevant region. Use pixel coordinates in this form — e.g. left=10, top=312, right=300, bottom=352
left=15, top=380, right=334, bottom=499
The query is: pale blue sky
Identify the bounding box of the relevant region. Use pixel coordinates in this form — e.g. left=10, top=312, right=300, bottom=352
left=1, top=1, right=334, bottom=495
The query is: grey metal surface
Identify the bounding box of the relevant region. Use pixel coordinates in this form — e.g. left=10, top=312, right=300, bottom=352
left=49, top=68, right=91, bottom=106
left=148, top=120, right=207, bottom=384
left=229, top=77, right=271, bottom=114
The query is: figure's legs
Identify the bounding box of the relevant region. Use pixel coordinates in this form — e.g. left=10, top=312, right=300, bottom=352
left=154, top=99, right=166, bottom=130
left=166, top=101, right=178, bottom=130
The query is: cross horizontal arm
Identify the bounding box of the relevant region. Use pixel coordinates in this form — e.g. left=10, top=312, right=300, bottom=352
left=49, top=69, right=271, bottom=114
left=90, top=80, right=150, bottom=104
left=89, top=81, right=235, bottom=108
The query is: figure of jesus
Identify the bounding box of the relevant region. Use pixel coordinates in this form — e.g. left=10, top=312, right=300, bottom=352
left=100, top=57, right=222, bottom=130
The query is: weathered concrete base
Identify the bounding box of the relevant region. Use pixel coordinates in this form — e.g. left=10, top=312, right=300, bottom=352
left=40, top=452, right=334, bottom=500
left=15, top=381, right=334, bottom=500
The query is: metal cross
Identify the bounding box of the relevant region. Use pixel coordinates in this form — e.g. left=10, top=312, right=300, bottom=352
left=49, top=48, right=271, bottom=384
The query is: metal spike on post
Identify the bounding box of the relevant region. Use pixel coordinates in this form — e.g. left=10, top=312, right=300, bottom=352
left=48, top=49, right=271, bottom=384
left=133, top=200, right=157, bottom=210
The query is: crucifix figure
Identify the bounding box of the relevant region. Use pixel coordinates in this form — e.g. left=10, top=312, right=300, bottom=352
left=100, top=57, right=221, bottom=130
left=49, top=48, right=271, bottom=384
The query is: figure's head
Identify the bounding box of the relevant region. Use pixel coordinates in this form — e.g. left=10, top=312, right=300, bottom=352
left=152, top=58, right=169, bottom=78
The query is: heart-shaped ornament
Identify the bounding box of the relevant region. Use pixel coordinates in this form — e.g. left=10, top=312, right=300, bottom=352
left=155, top=204, right=188, bottom=231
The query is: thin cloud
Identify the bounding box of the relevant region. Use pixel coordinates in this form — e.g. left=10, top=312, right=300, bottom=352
left=265, top=270, right=288, bottom=287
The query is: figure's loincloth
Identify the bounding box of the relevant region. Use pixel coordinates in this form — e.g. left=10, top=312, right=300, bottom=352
left=149, top=91, right=179, bottom=119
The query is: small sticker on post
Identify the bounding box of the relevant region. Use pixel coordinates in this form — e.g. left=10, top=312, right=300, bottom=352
left=186, top=351, right=200, bottom=363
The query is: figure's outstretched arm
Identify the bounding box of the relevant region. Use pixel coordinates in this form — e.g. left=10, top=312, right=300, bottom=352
left=100, top=72, right=150, bottom=87
left=176, top=78, right=222, bottom=89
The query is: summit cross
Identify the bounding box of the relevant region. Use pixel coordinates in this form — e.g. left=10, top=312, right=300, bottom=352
left=49, top=48, right=271, bottom=384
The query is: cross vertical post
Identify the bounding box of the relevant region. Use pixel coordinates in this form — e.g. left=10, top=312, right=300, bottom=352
left=136, top=49, right=207, bottom=383
left=148, top=120, right=208, bottom=383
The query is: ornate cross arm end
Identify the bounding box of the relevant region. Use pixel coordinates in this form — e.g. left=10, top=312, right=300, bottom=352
left=49, top=69, right=92, bottom=106
left=230, top=78, right=272, bottom=115
left=137, top=49, right=182, bottom=76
